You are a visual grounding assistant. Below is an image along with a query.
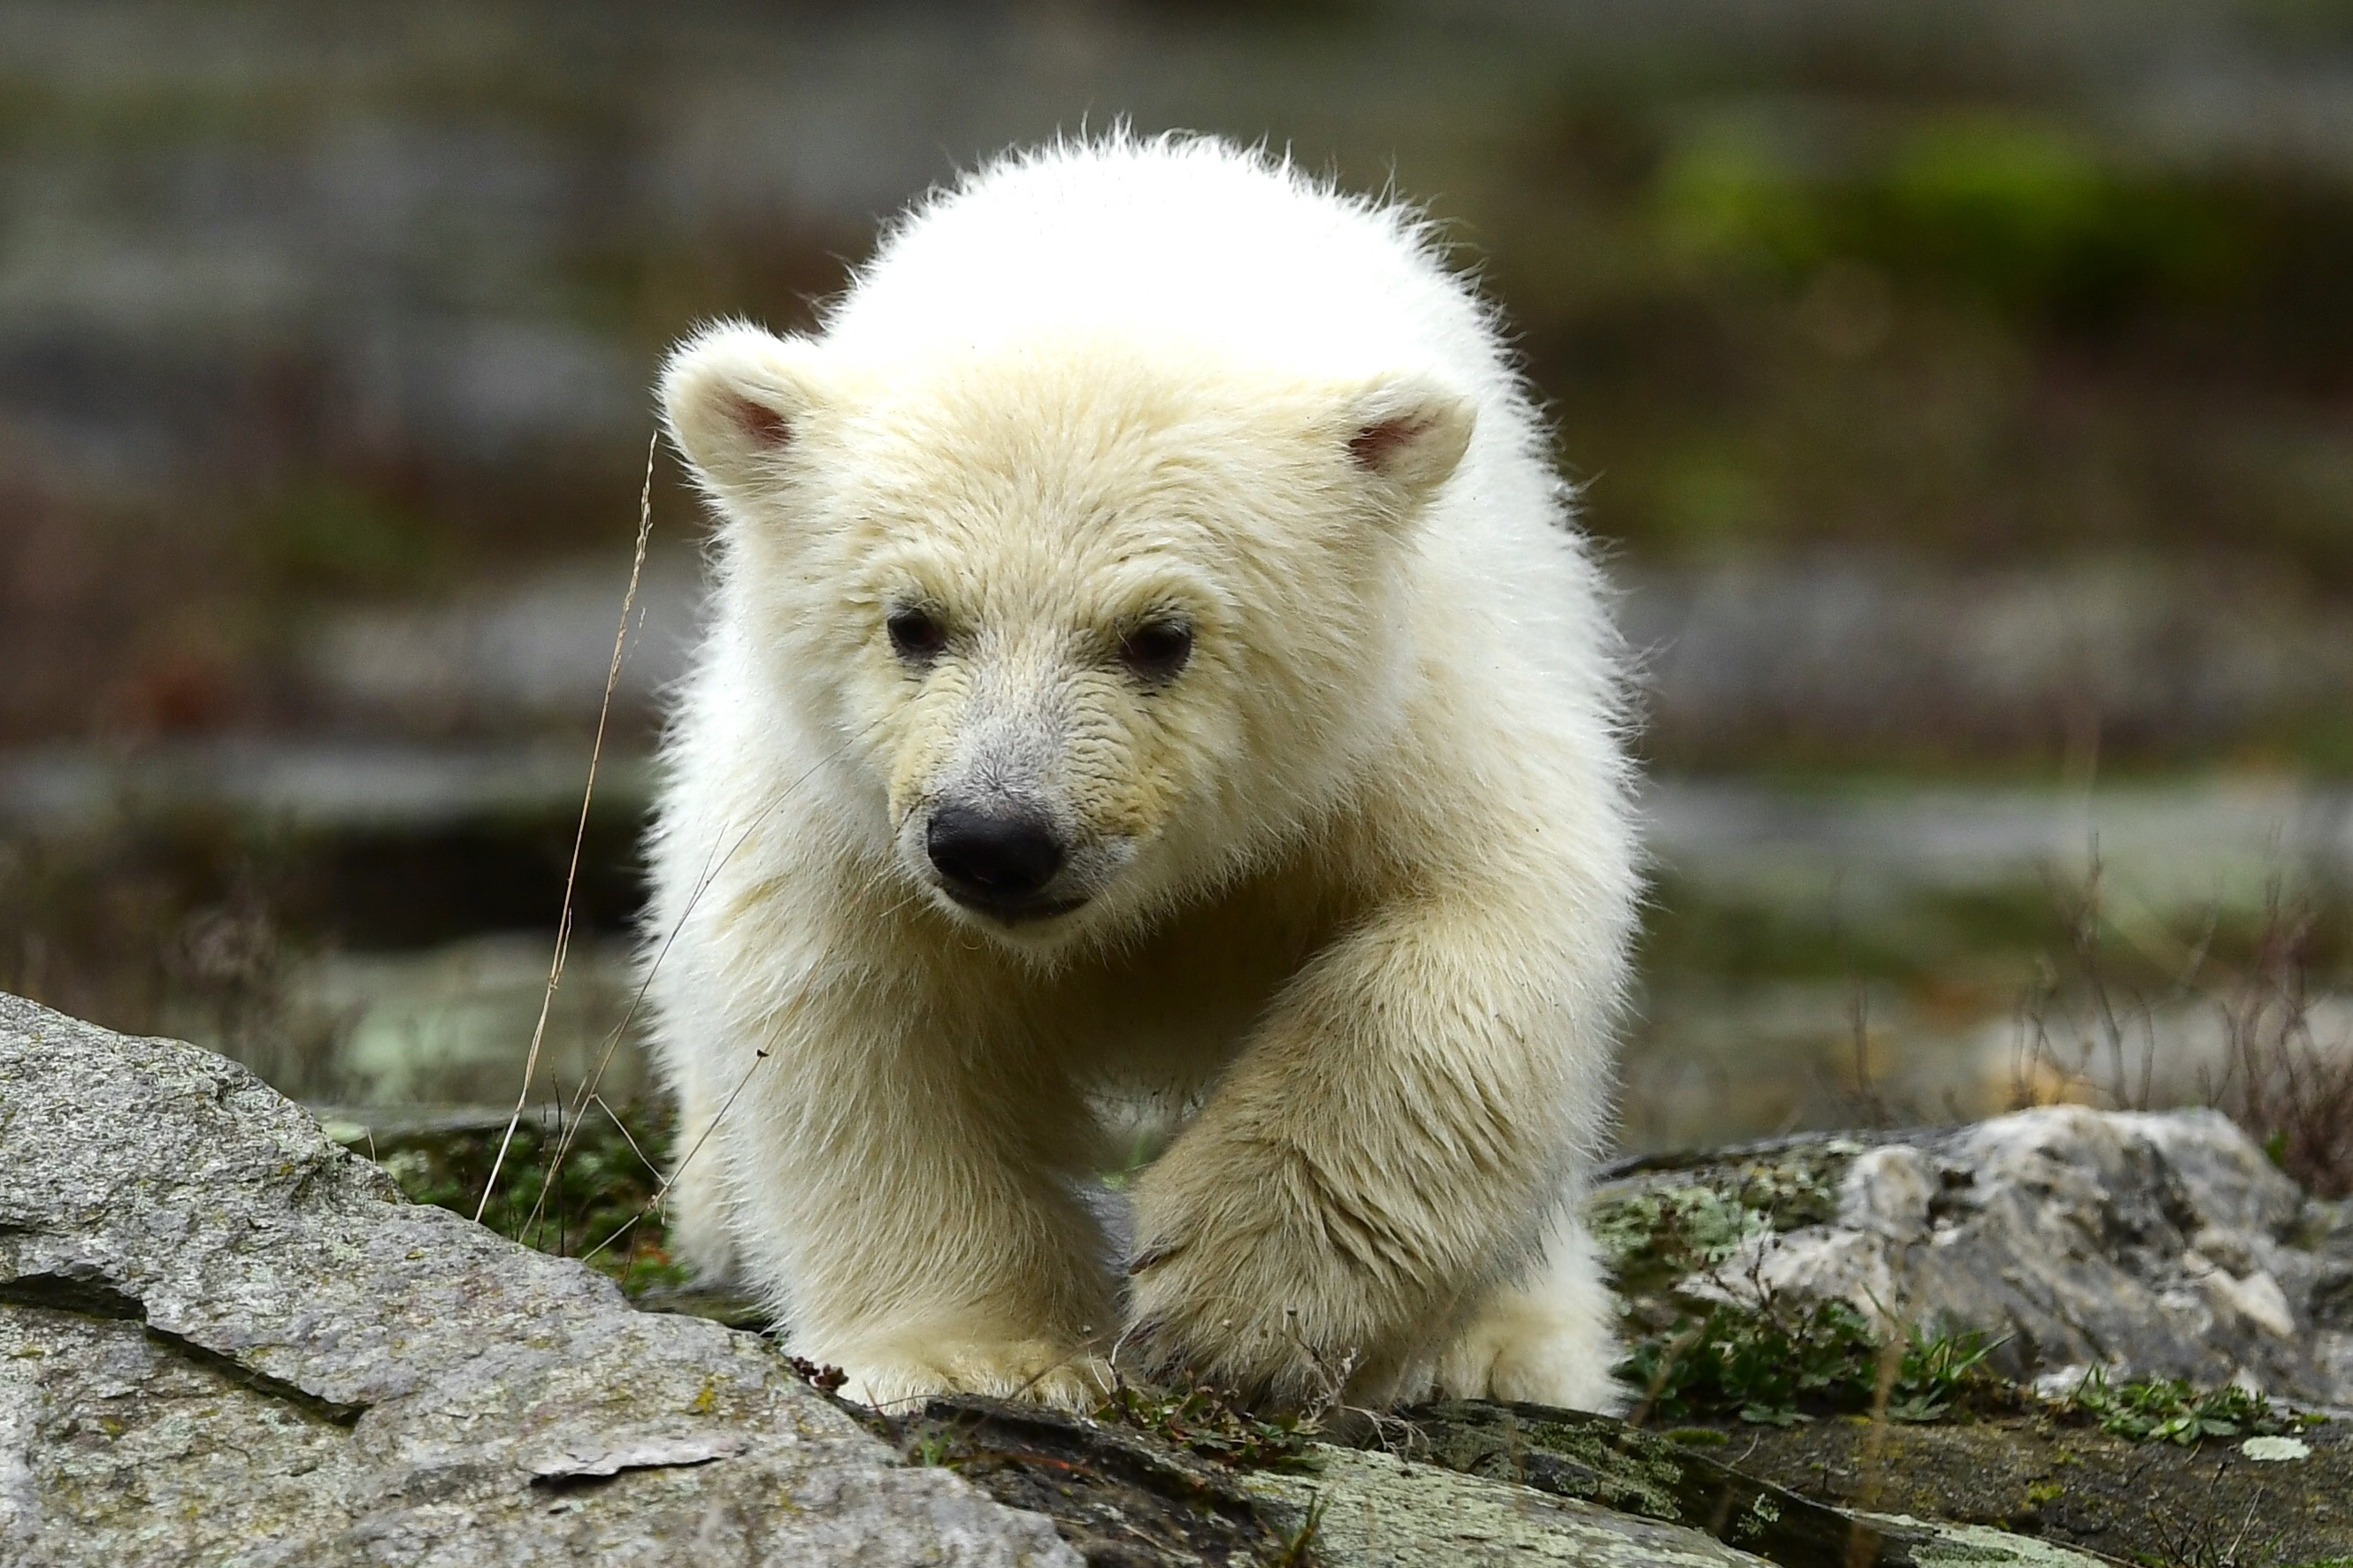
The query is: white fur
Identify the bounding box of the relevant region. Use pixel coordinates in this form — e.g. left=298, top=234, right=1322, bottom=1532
left=643, top=134, right=1639, bottom=1415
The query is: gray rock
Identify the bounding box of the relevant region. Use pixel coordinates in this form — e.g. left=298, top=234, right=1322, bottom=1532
left=0, top=991, right=1082, bottom=1567
left=1242, top=1439, right=2122, bottom=1568
left=1598, top=1105, right=2353, bottom=1409
left=1245, top=1445, right=1780, bottom=1568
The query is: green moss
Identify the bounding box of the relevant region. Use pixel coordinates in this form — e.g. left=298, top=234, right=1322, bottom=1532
left=1614, top=1282, right=2322, bottom=1448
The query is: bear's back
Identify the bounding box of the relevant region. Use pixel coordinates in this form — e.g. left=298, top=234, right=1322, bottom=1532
left=824, top=135, right=1509, bottom=402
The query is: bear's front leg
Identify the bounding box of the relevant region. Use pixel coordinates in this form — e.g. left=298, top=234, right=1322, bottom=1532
left=720, top=1001, right=1120, bottom=1412
left=1123, top=891, right=1615, bottom=1410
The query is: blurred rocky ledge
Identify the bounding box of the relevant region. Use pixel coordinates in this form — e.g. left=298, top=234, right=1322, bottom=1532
left=1621, top=560, right=2353, bottom=772
left=7, top=730, right=2348, bottom=878
left=244, top=553, right=2353, bottom=769
left=4, top=730, right=2347, bottom=1143
left=8, top=992, right=2352, bottom=1564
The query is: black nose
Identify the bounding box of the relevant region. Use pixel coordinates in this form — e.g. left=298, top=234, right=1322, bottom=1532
left=926, top=802, right=1066, bottom=904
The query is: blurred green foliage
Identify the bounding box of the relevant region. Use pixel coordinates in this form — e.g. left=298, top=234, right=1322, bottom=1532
left=1659, top=116, right=2250, bottom=331
left=1497, top=92, right=2353, bottom=581
left=250, top=478, right=445, bottom=597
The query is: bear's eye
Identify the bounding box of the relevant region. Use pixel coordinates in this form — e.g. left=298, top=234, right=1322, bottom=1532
left=886, top=607, right=948, bottom=662
left=1119, top=619, right=1193, bottom=683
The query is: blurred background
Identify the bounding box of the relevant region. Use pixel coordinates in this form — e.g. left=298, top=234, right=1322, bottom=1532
left=2, top=0, right=2349, bottom=1178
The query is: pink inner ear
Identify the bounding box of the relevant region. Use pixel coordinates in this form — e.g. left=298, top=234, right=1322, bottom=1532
left=731, top=394, right=792, bottom=447
left=1348, top=414, right=1433, bottom=474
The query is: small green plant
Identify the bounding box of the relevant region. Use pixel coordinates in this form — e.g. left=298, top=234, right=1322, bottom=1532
left=1095, top=1381, right=1322, bottom=1472
left=1623, top=1300, right=1876, bottom=1426
left=1626, top=1299, right=2326, bottom=1447
left=2062, top=1366, right=2317, bottom=1447
left=1275, top=1495, right=1326, bottom=1567
left=1888, top=1322, right=2008, bottom=1422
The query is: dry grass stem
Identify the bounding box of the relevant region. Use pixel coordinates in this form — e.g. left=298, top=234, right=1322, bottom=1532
left=476, top=430, right=658, bottom=1224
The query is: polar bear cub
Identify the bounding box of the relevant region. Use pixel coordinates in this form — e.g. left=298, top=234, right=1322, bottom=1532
left=645, top=134, right=1639, bottom=1414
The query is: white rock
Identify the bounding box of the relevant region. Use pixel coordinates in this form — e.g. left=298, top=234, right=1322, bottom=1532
left=2240, top=1435, right=2311, bottom=1462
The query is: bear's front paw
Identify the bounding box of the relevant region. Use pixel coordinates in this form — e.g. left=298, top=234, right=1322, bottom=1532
left=1122, top=1159, right=1402, bottom=1409
left=1428, top=1222, right=1627, bottom=1414
left=825, top=1335, right=1113, bottom=1415
left=1429, top=1302, right=1624, bottom=1413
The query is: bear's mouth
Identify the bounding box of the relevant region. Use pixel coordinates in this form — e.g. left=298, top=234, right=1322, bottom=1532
left=938, top=887, right=1092, bottom=925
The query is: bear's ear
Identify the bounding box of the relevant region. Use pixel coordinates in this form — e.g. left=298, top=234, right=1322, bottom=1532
left=1339, top=373, right=1475, bottom=503
left=659, top=322, right=831, bottom=502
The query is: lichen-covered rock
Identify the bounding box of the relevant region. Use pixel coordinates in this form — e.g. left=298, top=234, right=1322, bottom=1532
left=0, top=992, right=1082, bottom=1566
left=912, top=1394, right=2127, bottom=1568
left=1683, top=1404, right=2353, bottom=1564
left=1595, top=1105, right=2353, bottom=1409
left=1244, top=1445, right=1781, bottom=1567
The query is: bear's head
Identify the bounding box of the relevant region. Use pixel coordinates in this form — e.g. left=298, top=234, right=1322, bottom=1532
left=661, top=322, right=1473, bottom=954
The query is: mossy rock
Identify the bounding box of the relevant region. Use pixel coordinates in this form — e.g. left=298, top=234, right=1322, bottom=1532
left=1682, top=1410, right=2353, bottom=1567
